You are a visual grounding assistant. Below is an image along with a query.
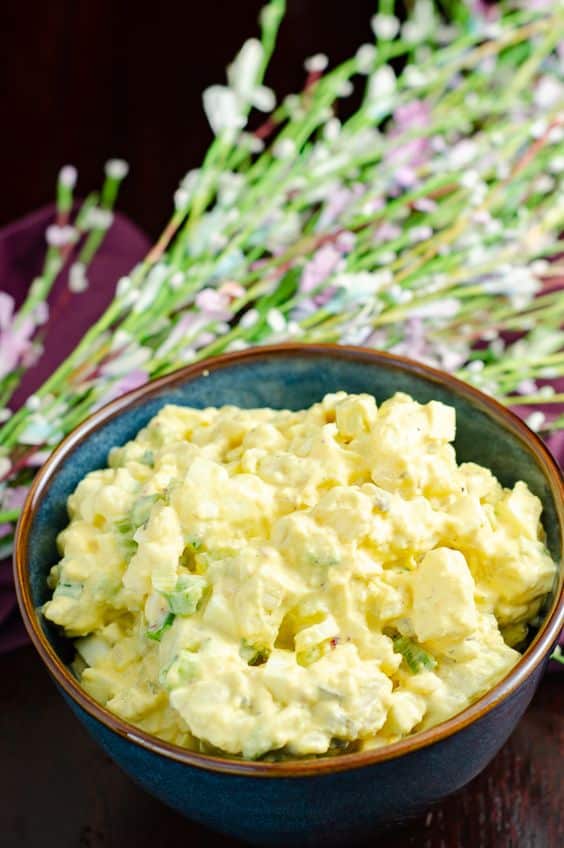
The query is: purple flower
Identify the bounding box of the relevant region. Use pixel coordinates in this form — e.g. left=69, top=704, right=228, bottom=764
left=2, top=486, right=29, bottom=510
left=318, top=185, right=365, bottom=230
left=386, top=100, right=432, bottom=181
left=300, top=244, right=343, bottom=294
left=466, top=0, right=499, bottom=20
left=195, top=288, right=233, bottom=321
left=0, top=293, right=36, bottom=380
left=96, top=369, right=148, bottom=408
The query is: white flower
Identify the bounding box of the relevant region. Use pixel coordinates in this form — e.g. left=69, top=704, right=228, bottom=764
left=133, top=264, right=168, bottom=312
left=526, top=411, right=546, bottom=433
left=101, top=344, right=150, bottom=376
left=323, top=118, right=341, bottom=142
left=19, top=415, right=52, bottom=446
left=240, top=308, right=259, bottom=329
left=408, top=225, right=433, bottom=243
left=105, top=159, right=129, bottom=180
left=218, top=171, right=245, bottom=206
left=34, top=302, right=49, bottom=326
left=84, top=207, right=114, bottom=230
left=530, top=119, right=548, bottom=139
left=409, top=298, right=460, bottom=319
left=170, top=272, right=185, bottom=290
left=371, top=13, right=400, bottom=41
left=174, top=188, right=190, bottom=211
left=402, top=0, right=435, bottom=44
left=203, top=85, right=246, bottom=136
left=266, top=308, right=286, bottom=333
left=0, top=456, right=11, bottom=476
left=337, top=80, right=354, bottom=98
left=517, top=379, right=538, bottom=395
left=356, top=44, right=376, bottom=74
left=451, top=142, right=478, bottom=170
left=46, top=225, right=77, bottom=248
left=0, top=409, right=11, bottom=424
left=116, top=276, right=132, bottom=297
left=221, top=37, right=276, bottom=120
left=69, top=263, right=88, bottom=293
left=366, top=65, right=396, bottom=118
left=239, top=132, right=265, bottom=154
left=404, top=65, right=428, bottom=88
left=333, top=271, right=393, bottom=304
left=304, top=54, right=328, bottom=73
left=58, top=165, right=77, bottom=189
left=548, top=126, right=564, bottom=144
left=534, top=76, right=563, bottom=109
left=273, top=138, right=297, bottom=160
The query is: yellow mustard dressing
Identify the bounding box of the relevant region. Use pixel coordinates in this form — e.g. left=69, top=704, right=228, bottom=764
left=43, top=392, right=556, bottom=759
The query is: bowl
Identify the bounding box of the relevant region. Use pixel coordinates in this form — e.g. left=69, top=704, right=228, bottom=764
left=14, top=344, right=563, bottom=847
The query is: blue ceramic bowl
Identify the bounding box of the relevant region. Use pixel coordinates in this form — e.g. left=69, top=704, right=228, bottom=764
left=15, top=345, right=564, bottom=847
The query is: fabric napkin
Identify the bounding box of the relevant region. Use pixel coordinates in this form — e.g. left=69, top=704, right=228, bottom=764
left=0, top=204, right=150, bottom=651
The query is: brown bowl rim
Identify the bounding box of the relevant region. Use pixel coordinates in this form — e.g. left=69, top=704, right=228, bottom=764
left=13, top=343, right=564, bottom=778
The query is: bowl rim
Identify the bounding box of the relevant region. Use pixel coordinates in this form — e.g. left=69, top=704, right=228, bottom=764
left=14, top=342, right=564, bottom=778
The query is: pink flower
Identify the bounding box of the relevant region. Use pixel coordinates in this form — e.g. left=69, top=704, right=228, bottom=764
left=386, top=100, right=432, bottom=179
left=218, top=281, right=245, bottom=301
left=195, top=288, right=233, bottom=321
left=466, top=0, right=499, bottom=20
left=0, top=293, right=36, bottom=380
left=300, top=244, right=343, bottom=294
left=0, top=523, right=12, bottom=537
left=2, top=486, right=29, bottom=510
left=24, top=450, right=51, bottom=467
left=318, top=185, right=364, bottom=230
left=95, top=369, right=148, bottom=409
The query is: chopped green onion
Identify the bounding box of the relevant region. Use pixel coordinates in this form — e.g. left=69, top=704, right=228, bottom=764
left=164, top=574, right=207, bottom=616
left=393, top=636, right=437, bottom=674
left=145, top=611, right=175, bottom=641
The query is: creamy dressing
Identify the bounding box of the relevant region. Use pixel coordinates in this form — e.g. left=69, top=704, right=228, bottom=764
left=43, top=392, right=556, bottom=759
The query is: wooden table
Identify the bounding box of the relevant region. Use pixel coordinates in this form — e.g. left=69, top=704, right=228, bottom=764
left=1, top=646, right=562, bottom=847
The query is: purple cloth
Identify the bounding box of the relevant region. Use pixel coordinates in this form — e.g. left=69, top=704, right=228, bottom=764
left=0, top=207, right=562, bottom=667
left=0, top=204, right=150, bottom=652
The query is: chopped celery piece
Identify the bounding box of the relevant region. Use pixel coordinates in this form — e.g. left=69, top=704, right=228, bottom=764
left=393, top=636, right=436, bottom=673
left=130, top=493, right=163, bottom=528
left=164, top=574, right=207, bottom=616
left=145, top=612, right=175, bottom=641
left=164, top=650, right=200, bottom=688
left=54, top=582, right=83, bottom=599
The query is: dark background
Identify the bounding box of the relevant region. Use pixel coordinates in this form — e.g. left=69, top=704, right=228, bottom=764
left=3, top=0, right=377, bottom=239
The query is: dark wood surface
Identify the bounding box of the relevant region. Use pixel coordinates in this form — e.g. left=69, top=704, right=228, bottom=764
left=1, top=646, right=562, bottom=848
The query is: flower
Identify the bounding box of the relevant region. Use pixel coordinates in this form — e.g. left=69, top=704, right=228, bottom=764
left=304, top=54, right=328, bottom=73
left=203, top=86, right=246, bottom=136
left=58, top=165, right=77, bottom=189
left=95, top=369, right=148, bottom=408
left=45, top=225, right=78, bottom=248
left=69, top=262, right=88, bottom=294
left=203, top=38, right=275, bottom=137
left=195, top=288, right=234, bottom=321
left=402, top=0, right=436, bottom=44
left=366, top=65, right=396, bottom=119
left=0, top=293, right=36, bottom=380
left=105, top=159, right=129, bottom=180
left=371, top=13, right=400, bottom=41
left=300, top=244, right=343, bottom=294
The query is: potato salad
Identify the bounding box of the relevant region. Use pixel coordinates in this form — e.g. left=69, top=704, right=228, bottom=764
left=43, top=392, right=556, bottom=759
